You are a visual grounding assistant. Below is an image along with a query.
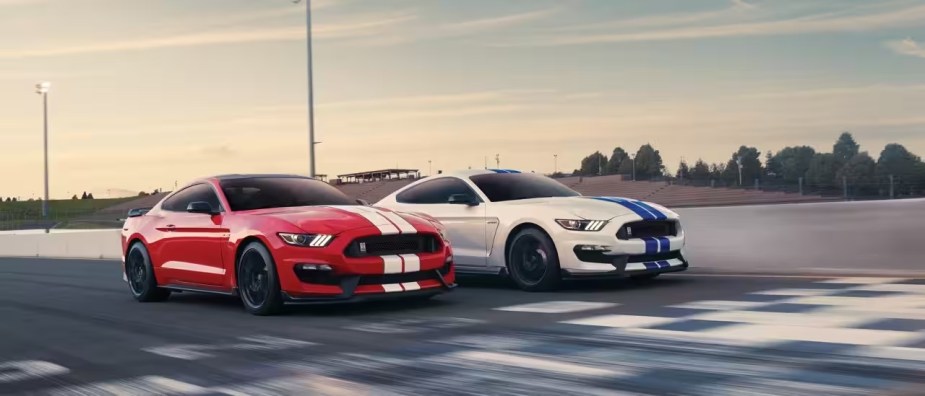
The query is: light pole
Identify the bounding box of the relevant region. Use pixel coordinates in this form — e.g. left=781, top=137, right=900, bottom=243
left=295, top=0, right=317, bottom=178
left=553, top=154, right=558, bottom=174
left=631, top=154, right=636, bottom=181
left=36, top=82, right=51, bottom=223
left=735, top=156, right=743, bottom=186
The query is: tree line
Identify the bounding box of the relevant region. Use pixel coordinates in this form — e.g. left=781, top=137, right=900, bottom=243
left=570, top=132, right=925, bottom=196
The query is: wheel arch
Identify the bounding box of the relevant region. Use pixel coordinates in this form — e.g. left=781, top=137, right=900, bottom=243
left=123, top=236, right=147, bottom=275
left=503, top=222, right=556, bottom=269
left=231, top=234, right=275, bottom=284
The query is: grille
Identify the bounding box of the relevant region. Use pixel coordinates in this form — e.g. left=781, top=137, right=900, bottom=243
left=628, top=250, right=682, bottom=263
left=358, top=270, right=438, bottom=285
left=344, top=234, right=441, bottom=257
left=574, top=248, right=682, bottom=264
left=617, top=220, right=678, bottom=240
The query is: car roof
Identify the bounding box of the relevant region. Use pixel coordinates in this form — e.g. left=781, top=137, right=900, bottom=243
left=211, top=173, right=313, bottom=181
left=432, top=169, right=526, bottom=178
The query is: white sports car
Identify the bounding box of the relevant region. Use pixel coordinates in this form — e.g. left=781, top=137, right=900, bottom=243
left=376, top=169, right=688, bottom=291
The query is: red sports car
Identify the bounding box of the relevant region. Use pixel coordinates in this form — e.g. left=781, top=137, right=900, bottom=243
left=120, top=174, right=457, bottom=315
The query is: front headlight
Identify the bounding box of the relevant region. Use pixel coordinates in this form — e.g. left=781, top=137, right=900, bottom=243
left=278, top=233, right=334, bottom=247
left=555, top=219, right=608, bottom=232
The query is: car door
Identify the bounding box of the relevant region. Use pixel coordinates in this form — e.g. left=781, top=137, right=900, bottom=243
left=154, top=183, right=228, bottom=286
left=391, top=177, right=488, bottom=269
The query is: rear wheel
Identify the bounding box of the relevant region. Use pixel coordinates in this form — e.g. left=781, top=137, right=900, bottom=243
left=125, top=242, right=171, bottom=302
left=506, top=227, right=561, bottom=291
left=236, top=241, right=284, bottom=316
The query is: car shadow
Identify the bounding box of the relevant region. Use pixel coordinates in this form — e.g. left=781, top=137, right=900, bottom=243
left=162, top=274, right=697, bottom=316
left=456, top=273, right=696, bottom=293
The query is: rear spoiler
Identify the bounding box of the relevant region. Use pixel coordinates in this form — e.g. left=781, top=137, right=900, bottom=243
left=127, top=207, right=151, bottom=218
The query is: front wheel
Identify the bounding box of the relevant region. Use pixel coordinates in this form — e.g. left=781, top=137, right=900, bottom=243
left=506, top=227, right=561, bottom=292
left=125, top=242, right=171, bottom=302
left=236, top=241, right=284, bottom=316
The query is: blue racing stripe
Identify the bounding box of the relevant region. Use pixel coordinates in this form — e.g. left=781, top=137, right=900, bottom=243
left=657, top=260, right=671, bottom=269
left=594, top=197, right=656, bottom=220
left=632, top=200, right=668, bottom=220
left=643, top=262, right=659, bottom=270
left=642, top=237, right=658, bottom=255
left=656, top=237, right=670, bottom=253
left=488, top=169, right=509, bottom=173
left=503, top=169, right=521, bottom=173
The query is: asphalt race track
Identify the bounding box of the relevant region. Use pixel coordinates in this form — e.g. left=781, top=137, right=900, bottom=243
left=2, top=258, right=925, bottom=395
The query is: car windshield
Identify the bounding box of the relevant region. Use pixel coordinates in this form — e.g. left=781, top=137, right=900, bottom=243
left=470, top=173, right=581, bottom=202
left=219, top=176, right=356, bottom=211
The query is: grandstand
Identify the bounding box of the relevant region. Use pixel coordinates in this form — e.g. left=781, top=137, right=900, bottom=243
left=331, top=172, right=834, bottom=208
left=59, top=192, right=169, bottom=228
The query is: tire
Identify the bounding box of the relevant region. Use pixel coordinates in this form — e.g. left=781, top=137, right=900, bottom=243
left=506, top=227, right=561, bottom=292
left=236, top=241, right=284, bottom=316
left=125, top=242, right=171, bottom=302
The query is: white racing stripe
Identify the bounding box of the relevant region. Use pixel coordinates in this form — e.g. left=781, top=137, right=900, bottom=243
left=401, top=282, right=421, bottom=291
left=379, top=210, right=417, bottom=234
left=381, top=255, right=402, bottom=274
left=331, top=206, right=399, bottom=235
left=400, top=254, right=420, bottom=273
left=162, top=261, right=225, bottom=275
left=382, top=284, right=403, bottom=293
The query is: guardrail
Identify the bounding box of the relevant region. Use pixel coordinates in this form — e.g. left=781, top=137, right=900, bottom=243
left=0, top=199, right=922, bottom=274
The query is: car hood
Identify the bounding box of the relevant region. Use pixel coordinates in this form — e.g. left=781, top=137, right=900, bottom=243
left=241, top=205, right=431, bottom=234
left=498, top=196, right=679, bottom=221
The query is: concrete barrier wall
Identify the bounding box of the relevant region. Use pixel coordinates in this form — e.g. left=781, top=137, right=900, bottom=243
left=0, top=199, right=922, bottom=274
left=0, top=229, right=122, bottom=260
left=675, top=198, right=925, bottom=274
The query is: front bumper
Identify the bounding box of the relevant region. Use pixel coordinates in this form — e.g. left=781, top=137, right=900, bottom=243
left=281, top=268, right=457, bottom=304
left=553, top=220, right=689, bottom=278
left=561, top=255, right=689, bottom=279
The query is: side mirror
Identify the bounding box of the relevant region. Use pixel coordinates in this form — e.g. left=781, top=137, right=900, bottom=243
left=356, top=199, right=370, bottom=206
left=127, top=207, right=150, bottom=218
left=448, top=194, right=479, bottom=206
left=187, top=201, right=218, bottom=215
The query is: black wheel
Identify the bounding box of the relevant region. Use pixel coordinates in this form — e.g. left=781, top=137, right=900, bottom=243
left=506, top=227, right=561, bottom=291
left=125, top=242, right=171, bottom=302
left=236, top=241, right=284, bottom=316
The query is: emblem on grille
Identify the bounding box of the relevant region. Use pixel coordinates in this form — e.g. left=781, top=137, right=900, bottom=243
left=359, top=242, right=367, bottom=254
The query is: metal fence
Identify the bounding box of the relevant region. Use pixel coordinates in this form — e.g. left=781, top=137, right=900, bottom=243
left=670, top=174, right=925, bottom=200
left=0, top=208, right=122, bottom=231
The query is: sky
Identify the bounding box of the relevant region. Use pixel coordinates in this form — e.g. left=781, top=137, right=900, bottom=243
left=1, top=0, right=924, bottom=199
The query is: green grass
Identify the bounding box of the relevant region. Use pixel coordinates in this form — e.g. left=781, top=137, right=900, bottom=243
left=0, top=197, right=136, bottom=230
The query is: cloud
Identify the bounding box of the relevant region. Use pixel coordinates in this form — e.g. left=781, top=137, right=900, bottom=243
left=0, top=0, right=44, bottom=5
left=743, top=83, right=925, bottom=99
left=0, top=11, right=416, bottom=59
left=200, top=145, right=237, bottom=157
left=496, top=2, right=925, bottom=46
left=441, top=6, right=561, bottom=32
left=885, top=37, right=925, bottom=59
left=554, top=0, right=755, bottom=32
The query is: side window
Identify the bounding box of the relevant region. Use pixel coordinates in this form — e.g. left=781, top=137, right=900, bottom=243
left=396, top=178, right=478, bottom=204
left=162, top=184, right=221, bottom=212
